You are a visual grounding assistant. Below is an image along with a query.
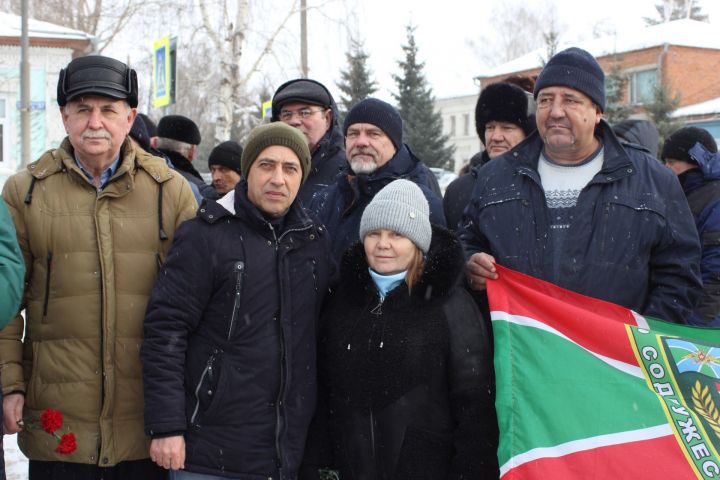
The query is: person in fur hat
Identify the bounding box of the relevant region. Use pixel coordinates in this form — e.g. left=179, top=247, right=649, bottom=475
left=301, top=179, right=498, bottom=479
left=444, top=81, right=535, bottom=232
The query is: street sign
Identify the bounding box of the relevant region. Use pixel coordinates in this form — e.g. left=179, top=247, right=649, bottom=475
left=153, top=36, right=172, bottom=108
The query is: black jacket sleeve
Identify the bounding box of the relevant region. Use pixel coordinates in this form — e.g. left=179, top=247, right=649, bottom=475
left=444, top=288, right=499, bottom=480
left=141, top=219, right=215, bottom=436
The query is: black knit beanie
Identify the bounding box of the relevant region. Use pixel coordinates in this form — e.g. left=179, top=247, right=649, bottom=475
left=662, top=126, right=718, bottom=163
left=208, top=141, right=243, bottom=174
left=129, top=116, right=151, bottom=151
left=534, top=47, right=606, bottom=111
left=138, top=113, right=157, bottom=137
left=241, top=123, right=311, bottom=183
left=157, top=115, right=201, bottom=145
left=343, top=98, right=403, bottom=150
left=271, top=79, right=333, bottom=121
left=475, top=82, right=533, bottom=145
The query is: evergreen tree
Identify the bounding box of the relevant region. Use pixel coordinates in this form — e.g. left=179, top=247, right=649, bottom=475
left=645, top=83, right=682, bottom=155
left=644, top=0, right=708, bottom=25
left=604, top=61, right=633, bottom=125
left=392, top=24, right=455, bottom=169
left=336, top=39, right=378, bottom=119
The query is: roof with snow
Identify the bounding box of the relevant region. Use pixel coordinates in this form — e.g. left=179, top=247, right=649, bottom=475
left=672, top=96, right=720, bottom=117
left=476, top=19, right=720, bottom=78
left=0, top=12, right=93, bottom=42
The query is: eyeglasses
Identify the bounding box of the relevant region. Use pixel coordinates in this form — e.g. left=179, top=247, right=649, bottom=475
left=279, top=108, right=327, bottom=121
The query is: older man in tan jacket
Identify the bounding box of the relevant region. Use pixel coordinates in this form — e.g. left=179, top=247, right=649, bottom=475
left=0, top=55, right=197, bottom=480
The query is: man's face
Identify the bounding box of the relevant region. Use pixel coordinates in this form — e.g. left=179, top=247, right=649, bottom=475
left=664, top=158, right=696, bottom=176
left=536, top=86, right=602, bottom=162
left=246, top=145, right=303, bottom=217
left=277, top=101, right=331, bottom=152
left=345, top=123, right=397, bottom=175
left=484, top=121, right=526, bottom=159
left=61, top=96, right=136, bottom=164
left=210, top=165, right=242, bottom=195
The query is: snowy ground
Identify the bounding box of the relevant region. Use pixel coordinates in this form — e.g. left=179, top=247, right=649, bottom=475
left=4, top=434, right=28, bottom=479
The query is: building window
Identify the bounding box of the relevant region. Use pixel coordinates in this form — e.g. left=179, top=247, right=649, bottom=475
left=630, top=68, right=657, bottom=105
left=463, top=114, right=470, bottom=136
left=449, top=115, right=456, bottom=136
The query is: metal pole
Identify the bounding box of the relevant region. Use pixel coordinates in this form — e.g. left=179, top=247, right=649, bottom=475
left=20, top=0, right=31, bottom=168
left=300, top=0, right=308, bottom=77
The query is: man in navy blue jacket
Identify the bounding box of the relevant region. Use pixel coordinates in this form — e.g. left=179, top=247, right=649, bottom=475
left=141, top=122, right=333, bottom=479
left=662, top=126, right=720, bottom=326
left=461, top=47, right=701, bottom=324
left=310, top=98, right=445, bottom=260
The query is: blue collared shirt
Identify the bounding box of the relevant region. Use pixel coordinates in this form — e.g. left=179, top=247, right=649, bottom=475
left=74, top=153, right=121, bottom=190
left=369, top=268, right=407, bottom=298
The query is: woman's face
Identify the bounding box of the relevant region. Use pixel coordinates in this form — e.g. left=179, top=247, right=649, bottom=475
left=364, top=229, right=417, bottom=275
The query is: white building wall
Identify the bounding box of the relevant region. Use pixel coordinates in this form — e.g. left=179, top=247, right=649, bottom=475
left=0, top=45, right=73, bottom=187
left=435, top=94, right=481, bottom=174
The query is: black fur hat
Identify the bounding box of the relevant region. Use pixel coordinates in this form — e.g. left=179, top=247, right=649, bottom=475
left=662, top=126, right=718, bottom=163
left=475, top=82, right=533, bottom=145
left=157, top=115, right=201, bottom=145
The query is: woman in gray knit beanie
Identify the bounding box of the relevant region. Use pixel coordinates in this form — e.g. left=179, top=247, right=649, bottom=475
left=302, top=179, right=498, bottom=479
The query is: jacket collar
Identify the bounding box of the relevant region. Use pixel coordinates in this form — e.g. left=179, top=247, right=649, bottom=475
left=28, top=137, right=174, bottom=193
left=509, top=120, right=636, bottom=183
left=342, top=145, right=421, bottom=195
left=199, top=179, right=313, bottom=233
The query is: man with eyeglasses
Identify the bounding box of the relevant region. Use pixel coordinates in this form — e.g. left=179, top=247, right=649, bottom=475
left=271, top=79, right=347, bottom=205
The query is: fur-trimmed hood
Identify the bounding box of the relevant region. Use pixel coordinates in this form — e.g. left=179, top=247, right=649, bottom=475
left=338, top=224, right=465, bottom=306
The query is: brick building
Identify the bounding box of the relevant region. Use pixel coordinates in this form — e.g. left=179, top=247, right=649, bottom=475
left=436, top=18, right=720, bottom=170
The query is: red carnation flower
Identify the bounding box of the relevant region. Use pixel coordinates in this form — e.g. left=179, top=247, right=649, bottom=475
left=40, top=408, right=63, bottom=434
left=55, top=433, right=77, bottom=455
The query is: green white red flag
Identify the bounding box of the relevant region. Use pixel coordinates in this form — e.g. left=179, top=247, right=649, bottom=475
left=487, top=265, right=720, bottom=479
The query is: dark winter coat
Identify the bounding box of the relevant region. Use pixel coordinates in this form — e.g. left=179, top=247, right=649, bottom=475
left=309, top=145, right=446, bottom=260
left=460, top=120, right=702, bottom=324
left=443, top=151, right=490, bottom=233
left=679, top=144, right=720, bottom=326
left=161, top=149, right=218, bottom=201
left=306, top=226, right=498, bottom=480
left=141, top=180, right=333, bottom=479
left=612, top=119, right=660, bottom=158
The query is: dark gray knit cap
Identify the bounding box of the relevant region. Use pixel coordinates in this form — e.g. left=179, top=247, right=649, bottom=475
left=534, top=47, right=606, bottom=111
left=208, top=141, right=243, bottom=174
left=344, top=98, right=403, bottom=150
left=241, top=122, right=311, bottom=183
left=359, top=179, right=431, bottom=253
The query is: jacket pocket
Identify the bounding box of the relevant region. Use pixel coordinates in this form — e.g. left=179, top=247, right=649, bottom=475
left=598, top=195, right=666, bottom=268
left=42, top=252, right=52, bottom=322
left=227, top=261, right=244, bottom=341
left=189, top=351, right=224, bottom=425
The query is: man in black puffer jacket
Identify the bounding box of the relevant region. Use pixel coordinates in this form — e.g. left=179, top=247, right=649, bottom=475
left=141, top=122, right=333, bottom=480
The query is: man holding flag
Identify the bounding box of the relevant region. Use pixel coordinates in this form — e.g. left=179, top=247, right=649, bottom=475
left=461, top=46, right=702, bottom=324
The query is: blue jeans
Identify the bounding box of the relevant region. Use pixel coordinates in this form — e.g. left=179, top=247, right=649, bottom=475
left=169, top=471, right=228, bottom=480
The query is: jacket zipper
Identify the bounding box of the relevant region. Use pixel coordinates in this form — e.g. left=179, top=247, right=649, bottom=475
left=267, top=221, right=313, bottom=477
left=227, top=261, right=245, bottom=340
left=190, top=353, right=217, bottom=424
left=42, top=252, right=53, bottom=317
left=267, top=224, right=287, bottom=474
